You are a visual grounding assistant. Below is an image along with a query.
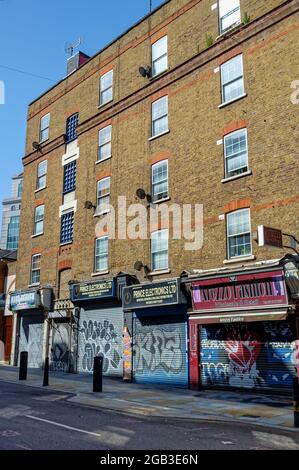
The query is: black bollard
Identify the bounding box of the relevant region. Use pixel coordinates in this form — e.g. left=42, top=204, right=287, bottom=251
left=43, top=357, right=49, bottom=387
left=293, top=377, right=299, bottom=428
left=19, top=351, right=28, bottom=381
left=93, top=356, right=103, bottom=393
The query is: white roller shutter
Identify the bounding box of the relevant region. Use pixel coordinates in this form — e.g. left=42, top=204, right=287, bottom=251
left=78, top=307, right=123, bottom=376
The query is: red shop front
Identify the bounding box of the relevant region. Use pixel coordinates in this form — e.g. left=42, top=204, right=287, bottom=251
left=188, top=266, right=299, bottom=395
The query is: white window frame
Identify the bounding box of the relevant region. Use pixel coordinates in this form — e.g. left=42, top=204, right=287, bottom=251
left=152, top=160, right=169, bottom=202
left=219, top=0, right=241, bottom=34
left=31, top=254, right=41, bottom=285
left=39, top=113, right=50, bottom=143
left=151, top=96, right=169, bottom=138
left=96, top=177, right=111, bottom=215
left=100, top=70, right=113, bottom=106
left=220, top=54, right=244, bottom=105
left=151, top=229, right=169, bottom=271
left=98, top=125, right=112, bottom=162
left=224, top=128, right=248, bottom=179
left=95, top=236, right=109, bottom=273
left=36, top=160, right=47, bottom=190
left=227, top=208, right=252, bottom=259
left=152, top=35, right=168, bottom=77
left=34, top=205, right=44, bottom=236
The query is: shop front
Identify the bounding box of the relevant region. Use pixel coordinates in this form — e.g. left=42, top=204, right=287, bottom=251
left=188, top=267, right=298, bottom=395
left=123, top=278, right=189, bottom=388
left=71, top=276, right=134, bottom=377
left=10, top=288, right=52, bottom=369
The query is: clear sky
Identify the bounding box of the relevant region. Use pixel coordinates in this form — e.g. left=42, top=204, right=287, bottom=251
left=0, top=0, right=165, bottom=217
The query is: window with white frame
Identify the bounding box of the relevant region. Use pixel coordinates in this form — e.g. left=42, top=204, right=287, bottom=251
left=95, top=236, right=109, bottom=272
left=224, top=128, right=248, bottom=178
left=152, top=36, right=168, bottom=77
left=36, top=160, right=47, bottom=190
left=40, top=113, right=50, bottom=142
left=152, top=96, right=168, bottom=137
left=151, top=229, right=169, bottom=271
left=96, top=177, right=110, bottom=215
left=98, top=125, right=112, bottom=162
left=219, top=0, right=241, bottom=34
left=227, top=208, right=252, bottom=259
left=31, top=254, right=41, bottom=285
left=100, top=70, right=113, bottom=105
left=221, top=54, right=244, bottom=104
left=34, top=205, right=44, bottom=235
left=152, top=160, right=168, bottom=202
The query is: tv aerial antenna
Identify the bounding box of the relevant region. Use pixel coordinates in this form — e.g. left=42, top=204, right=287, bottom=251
left=65, top=37, right=83, bottom=57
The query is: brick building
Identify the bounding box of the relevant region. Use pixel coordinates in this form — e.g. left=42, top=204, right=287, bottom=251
left=11, top=0, right=299, bottom=393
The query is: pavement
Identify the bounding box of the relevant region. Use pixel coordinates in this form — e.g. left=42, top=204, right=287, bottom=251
left=0, top=364, right=297, bottom=432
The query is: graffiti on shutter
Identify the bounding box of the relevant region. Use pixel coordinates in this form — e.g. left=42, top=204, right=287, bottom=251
left=200, top=321, right=295, bottom=392
left=51, top=322, right=70, bottom=372
left=79, top=318, right=122, bottom=374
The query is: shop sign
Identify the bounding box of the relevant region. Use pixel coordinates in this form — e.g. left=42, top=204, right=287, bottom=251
left=70, top=279, right=116, bottom=302
left=10, top=291, right=40, bottom=311
left=258, top=225, right=283, bottom=248
left=192, top=270, right=288, bottom=313
left=123, top=279, right=180, bottom=310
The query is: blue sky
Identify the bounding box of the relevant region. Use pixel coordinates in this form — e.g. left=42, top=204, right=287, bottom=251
left=0, top=0, right=165, bottom=217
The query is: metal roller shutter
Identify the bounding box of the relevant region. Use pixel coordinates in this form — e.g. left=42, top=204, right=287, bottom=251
left=133, top=315, right=188, bottom=388
left=19, top=315, right=44, bottom=369
left=200, top=320, right=296, bottom=395
left=78, top=307, right=123, bottom=376
left=50, top=320, right=71, bottom=373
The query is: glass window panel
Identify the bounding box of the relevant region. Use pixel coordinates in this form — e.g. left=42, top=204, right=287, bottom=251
left=224, top=129, right=248, bottom=177
left=151, top=230, right=169, bottom=270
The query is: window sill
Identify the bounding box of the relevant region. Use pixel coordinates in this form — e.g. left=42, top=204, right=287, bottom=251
left=216, top=22, right=242, bottom=41
left=35, top=187, right=46, bottom=194
left=148, top=269, right=171, bottom=276
left=152, top=196, right=171, bottom=204
left=218, top=93, right=247, bottom=109
left=98, top=99, right=113, bottom=109
left=149, top=68, right=170, bottom=81
left=91, top=271, right=109, bottom=277
left=60, top=241, right=73, bottom=247
left=221, top=170, right=252, bottom=183
left=28, top=283, right=40, bottom=288
left=32, top=233, right=44, bottom=239
left=94, top=210, right=111, bottom=218
left=148, top=130, right=170, bottom=142
left=223, top=255, right=256, bottom=265
left=95, top=156, right=112, bottom=165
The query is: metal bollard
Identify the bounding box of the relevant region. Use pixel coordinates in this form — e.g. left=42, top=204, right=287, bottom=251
left=293, top=377, right=299, bottom=428
left=43, top=357, right=49, bottom=387
left=19, top=351, right=28, bottom=381
left=93, top=356, right=103, bottom=393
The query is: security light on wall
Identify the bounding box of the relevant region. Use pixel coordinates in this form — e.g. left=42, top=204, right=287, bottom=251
left=134, top=261, right=150, bottom=277
left=139, top=65, right=151, bottom=78
left=136, top=188, right=152, bottom=203
left=32, top=141, right=42, bottom=151
left=84, top=200, right=96, bottom=210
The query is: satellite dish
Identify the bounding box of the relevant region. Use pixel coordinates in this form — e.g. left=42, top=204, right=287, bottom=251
left=134, top=261, right=144, bottom=271
left=136, top=188, right=146, bottom=200
left=139, top=65, right=151, bottom=78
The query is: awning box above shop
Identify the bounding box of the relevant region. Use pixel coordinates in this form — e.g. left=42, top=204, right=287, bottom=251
left=70, top=279, right=117, bottom=303
left=189, top=309, right=289, bottom=325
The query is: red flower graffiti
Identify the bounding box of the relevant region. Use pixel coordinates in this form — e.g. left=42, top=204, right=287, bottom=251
left=225, top=331, right=261, bottom=373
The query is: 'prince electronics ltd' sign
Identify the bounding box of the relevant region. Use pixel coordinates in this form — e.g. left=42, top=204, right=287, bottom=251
left=191, top=270, right=288, bottom=313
